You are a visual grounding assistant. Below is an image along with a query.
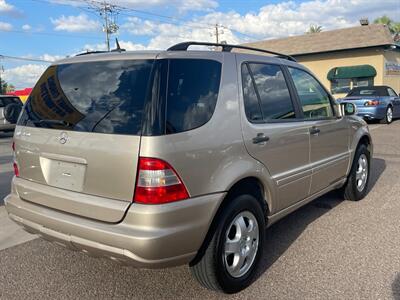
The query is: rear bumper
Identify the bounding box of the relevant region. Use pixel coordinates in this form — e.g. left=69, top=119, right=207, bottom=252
left=356, top=106, right=386, bottom=120
left=4, top=179, right=224, bottom=268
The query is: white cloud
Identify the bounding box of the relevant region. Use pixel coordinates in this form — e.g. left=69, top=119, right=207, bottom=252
left=51, top=14, right=101, bottom=32
left=22, top=24, right=31, bottom=31
left=82, top=40, right=148, bottom=52
left=3, top=64, right=47, bottom=88
left=122, top=17, right=157, bottom=36
left=119, top=0, right=399, bottom=50
left=195, top=0, right=400, bottom=40
left=0, top=0, right=14, bottom=13
left=174, top=0, right=217, bottom=13
left=39, top=54, right=65, bottom=62
left=0, top=21, right=12, bottom=31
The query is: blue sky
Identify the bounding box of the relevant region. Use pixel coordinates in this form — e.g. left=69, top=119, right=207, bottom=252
left=1, top=0, right=399, bottom=88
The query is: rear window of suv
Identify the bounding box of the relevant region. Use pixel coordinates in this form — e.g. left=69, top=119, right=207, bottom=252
left=18, top=60, right=154, bottom=135
left=18, top=58, right=221, bottom=136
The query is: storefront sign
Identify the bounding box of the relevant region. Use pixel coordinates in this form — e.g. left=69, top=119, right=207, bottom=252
left=385, top=60, right=400, bottom=76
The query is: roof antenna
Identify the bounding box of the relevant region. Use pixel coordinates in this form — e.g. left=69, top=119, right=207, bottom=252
left=112, top=38, right=125, bottom=52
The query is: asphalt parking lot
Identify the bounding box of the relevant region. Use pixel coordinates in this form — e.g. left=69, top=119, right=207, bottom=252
left=1, top=122, right=400, bottom=299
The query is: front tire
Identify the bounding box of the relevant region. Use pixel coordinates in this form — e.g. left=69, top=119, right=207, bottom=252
left=190, top=194, right=265, bottom=294
left=381, top=106, right=393, bottom=124
left=342, top=144, right=370, bottom=201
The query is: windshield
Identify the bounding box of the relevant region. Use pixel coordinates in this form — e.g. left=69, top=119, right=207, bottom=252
left=347, top=87, right=387, bottom=97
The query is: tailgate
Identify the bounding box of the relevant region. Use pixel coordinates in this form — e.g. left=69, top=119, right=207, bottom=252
left=14, top=127, right=140, bottom=222
left=12, top=58, right=155, bottom=222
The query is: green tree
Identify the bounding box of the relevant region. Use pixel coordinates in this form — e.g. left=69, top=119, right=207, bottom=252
left=306, top=25, right=322, bottom=34
left=0, top=80, right=15, bottom=94
left=374, top=15, right=400, bottom=37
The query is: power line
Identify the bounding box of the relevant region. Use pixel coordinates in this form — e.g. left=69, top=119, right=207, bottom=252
left=0, top=54, right=52, bottom=63
left=20, top=0, right=261, bottom=42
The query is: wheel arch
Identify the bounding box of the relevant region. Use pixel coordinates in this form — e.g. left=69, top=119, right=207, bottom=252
left=189, top=176, right=270, bottom=266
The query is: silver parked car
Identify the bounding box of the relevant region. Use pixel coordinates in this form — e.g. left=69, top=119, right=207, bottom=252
left=4, top=42, right=372, bottom=293
left=0, top=95, right=23, bottom=132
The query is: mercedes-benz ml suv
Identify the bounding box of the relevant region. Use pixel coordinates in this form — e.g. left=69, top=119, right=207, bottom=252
left=4, top=42, right=373, bottom=293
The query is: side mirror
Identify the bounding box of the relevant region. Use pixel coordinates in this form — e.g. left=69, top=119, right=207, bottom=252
left=341, top=102, right=356, bottom=116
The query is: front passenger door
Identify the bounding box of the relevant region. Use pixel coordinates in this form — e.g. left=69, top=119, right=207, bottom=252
left=288, top=67, right=350, bottom=195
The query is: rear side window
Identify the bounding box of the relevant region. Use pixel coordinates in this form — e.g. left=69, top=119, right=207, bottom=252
left=18, top=60, right=154, bottom=135
left=165, top=59, right=221, bottom=134
left=388, top=88, right=398, bottom=97
left=241, top=63, right=295, bottom=122
left=289, top=67, right=334, bottom=119
left=241, top=64, right=263, bottom=122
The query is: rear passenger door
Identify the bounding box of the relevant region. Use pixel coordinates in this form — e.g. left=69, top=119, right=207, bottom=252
left=287, top=67, right=350, bottom=195
left=239, top=61, right=312, bottom=212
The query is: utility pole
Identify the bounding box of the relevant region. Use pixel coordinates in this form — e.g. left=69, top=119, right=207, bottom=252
left=85, top=1, right=120, bottom=51
left=212, top=24, right=224, bottom=44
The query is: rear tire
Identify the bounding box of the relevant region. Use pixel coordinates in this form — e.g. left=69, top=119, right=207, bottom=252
left=342, top=144, right=370, bottom=201
left=190, top=194, right=265, bottom=294
left=381, top=106, right=393, bottom=124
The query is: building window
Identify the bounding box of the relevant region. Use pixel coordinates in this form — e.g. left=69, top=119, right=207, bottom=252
left=353, top=77, right=374, bottom=88
left=327, top=65, right=376, bottom=95
left=331, top=78, right=352, bottom=94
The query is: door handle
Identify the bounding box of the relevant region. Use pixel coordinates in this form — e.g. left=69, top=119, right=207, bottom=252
left=252, top=133, right=270, bottom=144
left=309, top=126, right=320, bottom=135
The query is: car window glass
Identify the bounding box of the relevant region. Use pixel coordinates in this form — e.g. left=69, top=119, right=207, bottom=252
left=18, top=60, right=154, bottom=135
left=289, top=67, right=333, bottom=119
left=165, top=59, right=221, bottom=134
left=241, top=64, right=263, bottom=122
left=388, top=88, right=398, bottom=97
left=247, top=63, right=295, bottom=121
left=0, top=97, right=20, bottom=107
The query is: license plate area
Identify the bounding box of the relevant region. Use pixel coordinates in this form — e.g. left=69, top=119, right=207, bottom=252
left=40, top=156, right=86, bottom=192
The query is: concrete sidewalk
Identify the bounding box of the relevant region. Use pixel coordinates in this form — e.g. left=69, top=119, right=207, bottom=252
left=0, top=206, right=37, bottom=251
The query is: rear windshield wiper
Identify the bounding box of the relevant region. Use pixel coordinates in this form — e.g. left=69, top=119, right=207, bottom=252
left=33, top=119, right=72, bottom=127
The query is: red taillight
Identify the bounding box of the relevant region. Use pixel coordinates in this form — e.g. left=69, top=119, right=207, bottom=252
left=13, top=162, right=19, bottom=177
left=134, top=157, right=189, bottom=204
left=12, top=141, right=19, bottom=177
left=364, top=100, right=379, bottom=106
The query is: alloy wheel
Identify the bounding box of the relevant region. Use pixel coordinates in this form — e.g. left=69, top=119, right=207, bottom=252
left=223, top=211, right=259, bottom=278
left=356, top=154, right=368, bottom=192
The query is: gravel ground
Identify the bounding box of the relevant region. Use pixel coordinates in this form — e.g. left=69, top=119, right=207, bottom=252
left=0, top=122, right=399, bottom=299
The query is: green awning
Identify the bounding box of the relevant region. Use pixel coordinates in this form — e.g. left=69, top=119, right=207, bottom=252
left=327, top=65, right=377, bottom=80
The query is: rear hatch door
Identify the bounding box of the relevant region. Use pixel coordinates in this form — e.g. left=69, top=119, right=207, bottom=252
left=14, top=57, right=155, bottom=222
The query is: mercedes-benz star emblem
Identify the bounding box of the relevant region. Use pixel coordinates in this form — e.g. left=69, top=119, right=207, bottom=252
left=59, top=132, right=68, bottom=144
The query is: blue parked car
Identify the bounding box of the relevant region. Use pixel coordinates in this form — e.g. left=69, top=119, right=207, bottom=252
left=338, top=86, right=400, bottom=124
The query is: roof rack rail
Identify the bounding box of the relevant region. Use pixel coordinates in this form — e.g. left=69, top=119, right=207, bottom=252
left=76, top=50, right=108, bottom=56
left=167, top=41, right=296, bottom=62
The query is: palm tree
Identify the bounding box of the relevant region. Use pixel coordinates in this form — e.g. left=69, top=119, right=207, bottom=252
left=306, top=25, right=322, bottom=34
